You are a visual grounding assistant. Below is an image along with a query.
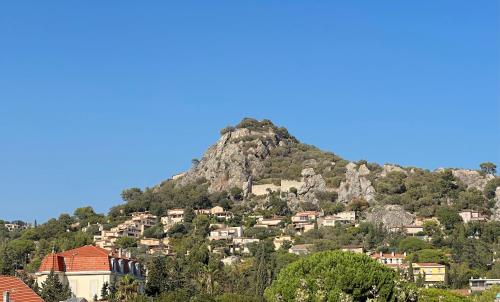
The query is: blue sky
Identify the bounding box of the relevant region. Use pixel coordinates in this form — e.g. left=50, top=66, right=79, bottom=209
left=0, top=1, right=499, bottom=222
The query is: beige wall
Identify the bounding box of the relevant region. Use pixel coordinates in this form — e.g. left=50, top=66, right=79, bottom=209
left=252, top=184, right=280, bottom=196
left=37, top=271, right=144, bottom=301
left=280, top=180, right=304, bottom=192
left=251, top=180, right=304, bottom=196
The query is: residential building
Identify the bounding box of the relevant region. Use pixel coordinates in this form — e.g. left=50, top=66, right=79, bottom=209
left=273, top=235, right=293, bottom=250
left=459, top=210, right=487, bottom=223
left=255, top=217, right=284, bottom=228
left=209, top=227, right=243, bottom=241
left=469, top=278, right=500, bottom=293
left=341, top=245, right=364, bottom=254
left=130, top=212, right=157, bottom=233
left=139, top=238, right=173, bottom=255
left=294, top=222, right=315, bottom=235
left=319, top=211, right=356, bottom=227
left=231, top=237, right=260, bottom=254
left=4, top=223, right=31, bottom=232
left=371, top=252, right=407, bottom=269
left=94, top=212, right=157, bottom=249
left=0, top=275, right=43, bottom=302
left=289, top=244, right=314, bottom=255
left=210, top=206, right=233, bottom=220
left=292, top=211, right=319, bottom=223
left=161, top=209, right=185, bottom=231
left=412, top=263, right=447, bottom=285
left=36, top=245, right=144, bottom=301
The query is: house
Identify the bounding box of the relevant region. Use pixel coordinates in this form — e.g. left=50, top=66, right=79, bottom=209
left=210, top=206, right=233, bottom=220
left=94, top=212, right=157, bottom=249
left=292, top=211, right=319, bottom=223
left=273, top=235, right=293, bottom=250
left=294, top=222, right=315, bottom=235
left=289, top=244, right=314, bottom=255
left=341, top=245, right=364, bottom=254
left=3, top=222, right=31, bottom=232
left=469, top=278, right=500, bottom=293
left=254, top=217, right=284, bottom=228
left=161, top=209, right=185, bottom=230
left=412, top=263, right=447, bottom=285
left=0, top=275, right=43, bottom=302
left=139, top=238, right=173, bottom=255
left=36, top=245, right=144, bottom=301
left=231, top=237, right=260, bottom=254
left=459, top=210, right=487, bottom=223
left=209, top=227, right=243, bottom=241
left=319, top=211, right=356, bottom=227
left=371, top=252, right=407, bottom=269
left=130, top=212, right=157, bottom=233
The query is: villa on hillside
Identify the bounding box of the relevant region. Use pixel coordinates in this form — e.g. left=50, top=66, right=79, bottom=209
left=459, top=210, right=487, bottom=223
left=36, top=245, right=144, bottom=301
left=412, top=263, right=447, bottom=285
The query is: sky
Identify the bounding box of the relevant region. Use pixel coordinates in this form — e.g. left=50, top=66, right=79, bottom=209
left=0, top=1, right=499, bottom=222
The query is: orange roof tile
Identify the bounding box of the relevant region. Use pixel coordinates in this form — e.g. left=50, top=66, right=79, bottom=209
left=38, top=245, right=137, bottom=273
left=0, top=276, right=44, bottom=302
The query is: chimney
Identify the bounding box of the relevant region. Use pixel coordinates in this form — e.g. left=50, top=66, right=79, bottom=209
left=3, top=291, right=10, bottom=302
left=118, top=248, right=122, bottom=258
left=391, top=251, right=395, bottom=257
left=404, top=252, right=407, bottom=257
left=379, top=251, right=383, bottom=257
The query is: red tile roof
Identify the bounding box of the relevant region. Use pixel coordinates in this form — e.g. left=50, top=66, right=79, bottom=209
left=39, top=253, right=65, bottom=272
left=0, top=275, right=44, bottom=302
left=38, top=245, right=136, bottom=273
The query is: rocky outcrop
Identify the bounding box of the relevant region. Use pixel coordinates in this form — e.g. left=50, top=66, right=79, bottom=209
left=492, top=187, right=500, bottom=221
left=380, top=164, right=407, bottom=177
left=297, top=168, right=326, bottom=203
left=179, top=127, right=293, bottom=193
left=337, top=163, right=376, bottom=203
left=450, top=169, right=495, bottom=191
left=366, top=205, right=415, bottom=228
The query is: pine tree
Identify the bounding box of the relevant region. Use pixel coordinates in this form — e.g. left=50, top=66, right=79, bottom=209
left=40, top=270, right=72, bottom=302
left=100, top=281, right=109, bottom=300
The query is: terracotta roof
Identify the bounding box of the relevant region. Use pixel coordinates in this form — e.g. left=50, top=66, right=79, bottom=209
left=39, top=253, right=65, bottom=272
left=38, top=245, right=137, bottom=273
left=0, top=275, right=44, bottom=302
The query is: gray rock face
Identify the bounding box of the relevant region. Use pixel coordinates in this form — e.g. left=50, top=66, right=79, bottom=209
left=450, top=169, right=494, bottom=191
left=366, top=205, right=415, bottom=228
left=179, top=128, right=291, bottom=193
left=297, top=168, right=326, bottom=203
left=337, top=163, right=376, bottom=203
left=380, top=164, right=407, bottom=177
left=492, top=187, right=500, bottom=221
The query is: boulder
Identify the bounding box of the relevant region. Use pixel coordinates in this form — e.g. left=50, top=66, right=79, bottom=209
left=450, top=169, right=495, bottom=191
left=366, top=205, right=415, bottom=229
left=297, top=168, right=326, bottom=204
left=380, top=164, right=407, bottom=177
left=492, top=187, right=500, bottom=221
left=337, top=163, right=376, bottom=203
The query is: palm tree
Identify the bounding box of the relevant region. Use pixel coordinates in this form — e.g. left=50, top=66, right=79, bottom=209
left=117, top=275, right=139, bottom=301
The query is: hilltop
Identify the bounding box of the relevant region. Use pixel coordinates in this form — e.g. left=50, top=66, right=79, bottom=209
left=152, top=117, right=500, bottom=221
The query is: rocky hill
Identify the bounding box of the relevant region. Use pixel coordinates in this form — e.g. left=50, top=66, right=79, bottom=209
left=171, top=118, right=500, bottom=220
